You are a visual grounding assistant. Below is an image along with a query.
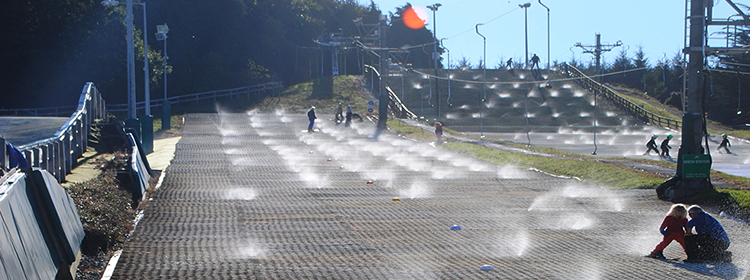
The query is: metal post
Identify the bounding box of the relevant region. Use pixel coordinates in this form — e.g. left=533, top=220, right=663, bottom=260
left=595, top=34, right=601, bottom=81
left=592, top=84, right=598, bottom=155
left=0, top=137, right=6, bottom=171
left=676, top=0, right=710, bottom=189
left=538, top=0, right=550, bottom=70
left=441, top=38, right=451, bottom=107
left=164, top=34, right=168, bottom=102
left=137, top=2, right=154, bottom=154
left=157, top=23, right=170, bottom=130
left=126, top=0, right=136, bottom=120
left=428, top=4, right=442, bottom=121
left=141, top=2, right=150, bottom=116
left=525, top=86, right=530, bottom=146
left=376, top=14, right=388, bottom=137
left=519, top=3, right=531, bottom=69
left=475, top=24, right=486, bottom=138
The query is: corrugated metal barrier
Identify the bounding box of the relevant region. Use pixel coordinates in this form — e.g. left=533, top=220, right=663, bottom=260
left=0, top=169, right=84, bottom=280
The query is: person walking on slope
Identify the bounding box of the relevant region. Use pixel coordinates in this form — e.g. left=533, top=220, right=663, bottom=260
left=646, top=204, right=688, bottom=260
left=718, top=134, right=732, bottom=154
left=660, top=135, right=673, bottom=159
left=307, top=106, right=317, bottom=132
left=643, top=135, right=659, bottom=156
left=530, top=54, right=542, bottom=79
left=434, top=122, right=443, bottom=145
left=530, top=54, right=540, bottom=70
left=335, top=103, right=344, bottom=124
left=345, top=105, right=353, bottom=127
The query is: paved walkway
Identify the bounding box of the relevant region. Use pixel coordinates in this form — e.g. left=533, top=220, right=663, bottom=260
left=110, top=112, right=750, bottom=279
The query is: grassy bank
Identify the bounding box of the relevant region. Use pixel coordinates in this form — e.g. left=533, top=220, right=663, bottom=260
left=444, top=142, right=665, bottom=189
left=387, top=119, right=665, bottom=189
left=386, top=119, right=749, bottom=211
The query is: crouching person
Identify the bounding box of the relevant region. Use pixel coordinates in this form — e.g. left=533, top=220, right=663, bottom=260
left=683, top=205, right=731, bottom=263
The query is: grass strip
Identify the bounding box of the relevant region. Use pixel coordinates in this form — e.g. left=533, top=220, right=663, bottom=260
left=441, top=142, right=665, bottom=189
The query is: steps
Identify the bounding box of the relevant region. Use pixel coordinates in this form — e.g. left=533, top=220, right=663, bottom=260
left=395, top=68, right=641, bottom=133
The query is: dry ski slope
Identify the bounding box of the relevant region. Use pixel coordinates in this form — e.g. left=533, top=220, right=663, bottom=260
left=110, top=110, right=749, bottom=279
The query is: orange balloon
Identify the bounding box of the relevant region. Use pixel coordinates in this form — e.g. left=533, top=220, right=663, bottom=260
left=403, top=7, right=425, bottom=29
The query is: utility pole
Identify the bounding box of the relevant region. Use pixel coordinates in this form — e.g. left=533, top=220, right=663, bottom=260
left=574, top=34, right=622, bottom=82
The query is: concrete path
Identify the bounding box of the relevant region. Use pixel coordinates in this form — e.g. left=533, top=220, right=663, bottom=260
left=110, top=112, right=750, bottom=279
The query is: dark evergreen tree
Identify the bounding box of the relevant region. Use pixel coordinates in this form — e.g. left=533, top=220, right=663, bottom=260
left=387, top=3, right=441, bottom=69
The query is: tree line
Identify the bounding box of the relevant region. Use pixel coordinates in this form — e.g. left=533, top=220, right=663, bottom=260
left=1, top=1, right=746, bottom=127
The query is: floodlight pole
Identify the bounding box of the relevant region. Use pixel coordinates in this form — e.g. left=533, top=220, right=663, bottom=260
left=519, top=3, right=531, bottom=69
left=156, top=23, right=170, bottom=129
left=538, top=0, right=550, bottom=70
left=125, top=0, right=136, bottom=120
left=428, top=3, right=441, bottom=121
left=138, top=2, right=150, bottom=116
left=475, top=24, right=486, bottom=138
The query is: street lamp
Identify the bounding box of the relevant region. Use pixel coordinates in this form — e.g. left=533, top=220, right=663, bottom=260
left=475, top=24, right=486, bottom=102
left=427, top=3, right=441, bottom=121
left=102, top=0, right=151, bottom=116
left=537, top=0, right=550, bottom=70
left=156, top=23, right=170, bottom=129
left=102, top=0, right=137, bottom=121
left=519, top=3, right=531, bottom=69
left=102, top=0, right=152, bottom=152
left=475, top=24, right=486, bottom=138
left=441, top=38, right=451, bottom=107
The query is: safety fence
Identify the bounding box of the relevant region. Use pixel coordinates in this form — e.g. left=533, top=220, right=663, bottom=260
left=0, top=168, right=85, bottom=280
left=0, top=105, right=80, bottom=117
left=362, top=64, right=418, bottom=119
left=1, top=81, right=284, bottom=182
left=107, top=81, right=284, bottom=113
left=1, top=82, right=106, bottom=183
left=562, top=63, right=682, bottom=130
left=0, top=82, right=284, bottom=117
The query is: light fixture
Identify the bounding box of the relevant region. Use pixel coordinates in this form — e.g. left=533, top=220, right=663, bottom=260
left=101, top=0, right=119, bottom=6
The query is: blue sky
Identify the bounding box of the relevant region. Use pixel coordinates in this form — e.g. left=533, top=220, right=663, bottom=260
left=358, top=0, right=743, bottom=68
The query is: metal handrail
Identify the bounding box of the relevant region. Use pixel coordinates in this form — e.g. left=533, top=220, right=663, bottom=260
left=1, top=81, right=284, bottom=183
left=107, top=82, right=284, bottom=113
left=2, top=82, right=284, bottom=115
left=562, top=63, right=682, bottom=130
left=2, top=82, right=107, bottom=183
left=0, top=106, right=80, bottom=117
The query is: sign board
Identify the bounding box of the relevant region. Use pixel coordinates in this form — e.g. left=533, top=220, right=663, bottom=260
left=681, top=154, right=711, bottom=179
left=367, top=100, right=374, bottom=114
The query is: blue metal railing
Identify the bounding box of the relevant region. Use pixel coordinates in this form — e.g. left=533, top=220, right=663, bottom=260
left=1, top=82, right=106, bottom=182
left=107, top=82, right=284, bottom=113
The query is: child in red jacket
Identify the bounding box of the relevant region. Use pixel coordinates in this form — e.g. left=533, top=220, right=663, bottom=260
left=646, top=204, right=688, bottom=259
